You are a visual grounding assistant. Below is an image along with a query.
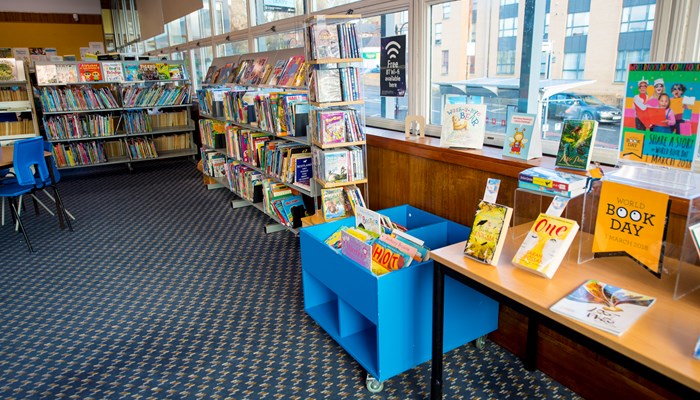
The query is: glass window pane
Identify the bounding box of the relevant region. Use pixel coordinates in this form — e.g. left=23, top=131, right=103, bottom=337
left=168, top=19, right=187, bottom=46
left=214, top=0, right=248, bottom=34
left=361, top=11, right=409, bottom=121
left=192, top=46, right=213, bottom=88
left=313, top=0, right=356, bottom=11
left=255, top=30, right=303, bottom=51
left=252, top=0, right=304, bottom=26
left=187, top=0, right=211, bottom=41
left=155, top=31, right=169, bottom=49
left=217, top=40, right=249, bottom=56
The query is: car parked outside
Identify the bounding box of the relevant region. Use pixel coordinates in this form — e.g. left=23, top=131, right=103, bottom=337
left=545, top=92, right=622, bottom=123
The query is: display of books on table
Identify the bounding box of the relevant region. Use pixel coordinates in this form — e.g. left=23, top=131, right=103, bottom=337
left=550, top=279, right=656, bottom=336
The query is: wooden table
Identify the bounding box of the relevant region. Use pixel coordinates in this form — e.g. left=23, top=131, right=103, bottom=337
left=429, top=227, right=700, bottom=399
left=0, top=145, right=67, bottom=229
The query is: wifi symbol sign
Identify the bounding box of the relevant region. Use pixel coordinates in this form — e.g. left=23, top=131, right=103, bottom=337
left=385, top=41, right=401, bottom=60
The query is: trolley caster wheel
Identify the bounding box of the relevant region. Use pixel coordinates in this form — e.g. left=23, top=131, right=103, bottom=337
left=474, top=335, right=486, bottom=350
left=366, top=376, right=384, bottom=393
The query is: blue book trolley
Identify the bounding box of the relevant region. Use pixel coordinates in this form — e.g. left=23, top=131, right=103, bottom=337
left=300, top=205, right=499, bottom=393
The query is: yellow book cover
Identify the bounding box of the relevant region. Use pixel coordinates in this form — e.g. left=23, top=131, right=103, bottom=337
left=464, top=200, right=513, bottom=265
left=512, top=213, right=579, bottom=279
left=592, top=181, right=670, bottom=277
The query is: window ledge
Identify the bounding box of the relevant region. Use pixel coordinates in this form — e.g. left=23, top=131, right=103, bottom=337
left=365, top=127, right=689, bottom=215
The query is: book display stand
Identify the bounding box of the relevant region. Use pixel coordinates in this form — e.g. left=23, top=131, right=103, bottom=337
left=197, top=48, right=316, bottom=234
left=305, top=14, right=368, bottom=207
left=0, top=59, right=40, bottom=143
left=300, top=205, right=498, bottom=393
left=35, top=60, right=196, bottom=170
left=578, top=165, right=700, bottom=300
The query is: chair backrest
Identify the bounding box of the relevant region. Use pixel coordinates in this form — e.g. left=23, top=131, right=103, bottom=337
left=13, top=137, right=50, bottom=186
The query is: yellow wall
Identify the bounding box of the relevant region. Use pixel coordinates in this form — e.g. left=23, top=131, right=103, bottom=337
left=0, top=22, right=104, bottom=57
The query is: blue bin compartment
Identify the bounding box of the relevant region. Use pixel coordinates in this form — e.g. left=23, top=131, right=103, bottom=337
left=300, top=205, right=499, bottom=382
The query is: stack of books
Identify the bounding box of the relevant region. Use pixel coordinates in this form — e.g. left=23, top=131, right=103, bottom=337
left=517, top=166, right=589, bottom=198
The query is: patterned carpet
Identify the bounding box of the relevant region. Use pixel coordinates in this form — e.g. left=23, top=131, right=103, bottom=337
left=0, top=159, right=582, bottom=399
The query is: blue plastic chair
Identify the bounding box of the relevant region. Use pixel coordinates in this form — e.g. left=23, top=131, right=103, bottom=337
left=31, top=141, right=75, bottom=227
left=0, top=137, right=49, bottom=252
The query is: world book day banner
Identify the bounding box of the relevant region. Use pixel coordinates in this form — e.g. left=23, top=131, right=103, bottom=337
left=620, top=63, right=700, bottom=171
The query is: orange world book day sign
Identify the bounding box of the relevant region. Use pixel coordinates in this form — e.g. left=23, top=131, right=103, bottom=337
left=592, top=181, right=671, bottom=277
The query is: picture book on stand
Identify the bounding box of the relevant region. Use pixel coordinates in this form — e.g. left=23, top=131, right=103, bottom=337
left=322, top=187, right=346, bottom=221
left=311, top=24, right=341, bottom=59
left=440, top=103, right=486, bottom=149
left=512, top=211, right=579, bottom=279
left=555, top=119, right=598, bottom=170
left=35, top=64, right=58, bottom=85
left=620, top=62, right=700, bottom=171
left=502, top=111, right=541, bottom=160
left=0, top=58, right=18, bottom=81
left=592, top=181, right=670, bottom=278
left=78, top=62, right=102, bottom=82
left=102, top=62, right=124, bottom=82
left=464, top=200, right=513, bottom=265
left=550, top=279, right=656, bottom=336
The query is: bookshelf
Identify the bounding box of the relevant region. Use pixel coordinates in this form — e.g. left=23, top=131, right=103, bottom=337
left=34, top=60, right=196, bottom=170
left=305, top=14, right=369, bottom=202
left=196, top=48, right=315, bottom=234
left=0, top=59, right=40, bottom=143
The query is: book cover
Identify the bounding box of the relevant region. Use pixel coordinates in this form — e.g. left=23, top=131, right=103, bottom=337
left=249, top=57, right=268, bottom=85
left=341, top=229, right=373, bottom=269
left=502, top=112, right=541, bottom=159
left=555, top=119, right=598, bottom=170
left=517, top=180, right=586, bottom=199
left=12, top=48, right=30, bottom=68
left=322, top=187, right=346, bottom=221
left=293, top=155, right=313, bottom=188
left=56, top=63, right=78, bottom=83
left=355, top=206, right=382, bottom=236
left=550, top=279, right=656, bottom=336
left=35, top=64, right=58, bottom=85
left=78, top=62, right=102, bottom=82
left=278, top=55, right=304, bottom=86
left=371, top=240, right=412, bottom=276
left=204, top=65, right=217, bottom=83
left=102, top=62, right=124, bottom=82
left=512, top=213, right=580, bottom=279
left=169, top=64, right=184, bottom=80
left=322, top=149, right=349, bottom=183
left=689, top=222, right=700, bottom=258
left=311, top=69, right=342, bottom=103
left=312, top=24, right=341, bottom=59
left=124, top=63, right=140, bottom=81
left=139, top=62, right=158, bottom=81
left=592, top=181, right=670, bottom=277
left=319, top=111, right=347, bottom=144
left=267, top=59, right=289, bottom=86
left=0, top=58, right=18, bottom=81
left=518, top=166, right=589, bottom=192
left=464, top=200, right=513, bottom=266
left=620, top=62, right=700, bottom=171
left=440, top=103, right=486, bottom=149
left=156, top=62, right=169, bottom=80
left=325, top=225, right=349, bottom=250
left=217, top=62, right=234, bottom=84
left=695, top=337, right=700, bottom=360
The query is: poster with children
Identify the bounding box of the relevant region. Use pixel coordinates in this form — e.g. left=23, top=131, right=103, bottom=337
left=620, top=63, right=700, bottom=171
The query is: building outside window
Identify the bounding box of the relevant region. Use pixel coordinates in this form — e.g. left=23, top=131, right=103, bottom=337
left=435, top=23, right=443, bottom=45
left=213, top=0, right=248, bottom=34
left=443, top=3, right=452, bottom=19
left=615, top=0, right=655, bottom=82
left=442, top=50, right=449, bottom=75
left=216, top=40, right=249, bottom=57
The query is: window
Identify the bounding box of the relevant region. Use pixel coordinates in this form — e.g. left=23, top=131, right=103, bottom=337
left=217, top=40, right=250, bottom=57
left=168, top=19, right=187, bottom=46
left=252, top=0, right=304, bottom=26
left=187, top=0, right=212, bottom=41
left=155, top=30, right=169, bottom=49
left=615, top=49, right=649, bottom=82
left=191, top=45, right=213, bottom=88
left=562, top=52, right=585, bottom=79
left=566, top=12, right=589, bottom=36
left=255, top=30, right=303, bottom=51
left=313, top=0, right=356, bottom=11
left=435, top=23, right=442, bottom=45
left=443, top=4, right=452, bottom=19
left=442, top=50, right=449, bottom=74
left=620, top=3, right=655, bottom=33
left=498, top=17, right=517, bottom=37
left=213, top=0, right=248, bottom=34
left=361, top=10, right=409, bottom=122
left=497, top=49, right=516, bottom=74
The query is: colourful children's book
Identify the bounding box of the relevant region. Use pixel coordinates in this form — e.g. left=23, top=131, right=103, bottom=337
left=321, top=187, right=347, bottom=221
left=464, top=200, right=513, bottom=266
left=156, top=62, right=169, bottom=80
left=324, top=225, right=349, bottom=250
left=319, top=110, right=347, bottom=144
left=0, top=58, right=18, bottom=81
left=123, top=63, right=140, bottom=81
left=592, top=181, right=670, bottom=277
left=169, top=64, right=184, bottom=80
left=354, top=206, right=382, bottom=236
left=139, top=62, right=158, bottom=81
left=518, top=166, right=589, bottom=192
left=502, top=111, right=541, bottom=160
left=371, top=239, right=412, bottom=276
left=512, top=213, right=579, bottom=279
left=102, top=62, right=124, bottom=82
left=35, top=64, right=58, bottom=85
left=56, top=63, right=78, bottom=84
left=550, top=279, right=656, bottom=336
left=78, top=62, right=102, bottom=82
left=440, top=103, right=486, bottom=149
left=555, top=119, right=598, bottom=170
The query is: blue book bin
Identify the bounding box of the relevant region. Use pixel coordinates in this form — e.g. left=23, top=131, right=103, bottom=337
left=300, top=205, right=499, bottom=389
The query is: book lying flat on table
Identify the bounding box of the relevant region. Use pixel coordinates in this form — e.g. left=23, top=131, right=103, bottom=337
left=550, top=279, right=656, bottom=336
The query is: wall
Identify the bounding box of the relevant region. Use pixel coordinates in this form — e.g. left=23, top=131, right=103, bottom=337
left=0, top=21, right=104, bottom=58
left=0, top=0, right=101, bottom=14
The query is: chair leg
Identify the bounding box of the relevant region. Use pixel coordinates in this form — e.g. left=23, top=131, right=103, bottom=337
left=42, top=188, right=75, bottom=221
left=15, top=195, right=23, bottom=232
left=51, top=186, right=73, bottom=232
left=10, top=197, right=33, bottom=252
left=31, top=193, right=55, bottom=216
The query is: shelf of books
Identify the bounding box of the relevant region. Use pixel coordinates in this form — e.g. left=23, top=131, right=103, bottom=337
left=34, top=60, right=196, bottom=169
left=196, top=48, right=315, bottom=233
left=305, top=14, right=368, bottom=225
left=0, top=58, right=40, bottom=143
